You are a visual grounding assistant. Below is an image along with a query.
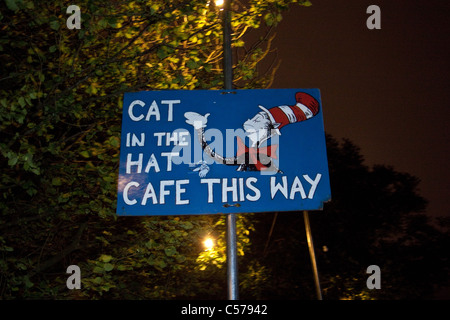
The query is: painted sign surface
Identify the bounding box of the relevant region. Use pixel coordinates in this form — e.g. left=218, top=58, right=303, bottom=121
left=116, top=89, right=331, bottom=216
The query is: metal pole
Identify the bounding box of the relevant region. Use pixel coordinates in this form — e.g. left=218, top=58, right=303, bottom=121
left=223, top=0, right=233, bottom=91
left=223, top=0, right=239, bottom=300
left=303, top=210, right=323, bottom=300
left=226, top=213, right=238, bottom=300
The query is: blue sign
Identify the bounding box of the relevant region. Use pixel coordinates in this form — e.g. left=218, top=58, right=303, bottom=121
left=116, top=89, right=331, bottom=216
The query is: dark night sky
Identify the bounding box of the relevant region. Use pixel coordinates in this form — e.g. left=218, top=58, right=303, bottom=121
left=268, top=0, right=450, bottom=220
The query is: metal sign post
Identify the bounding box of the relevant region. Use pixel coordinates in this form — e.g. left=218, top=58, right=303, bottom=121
left=303, top=210, right=323, bottom=300
left=222, top=0, right=239, bottom=301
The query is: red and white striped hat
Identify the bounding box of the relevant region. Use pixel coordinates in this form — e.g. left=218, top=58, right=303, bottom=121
left=258, top=92, right=320, bottom=135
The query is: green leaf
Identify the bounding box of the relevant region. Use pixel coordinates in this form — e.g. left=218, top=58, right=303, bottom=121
left=17, top=262, right=27, bottom=270
left=93, top=266, right=104, bottom=274
left=301, top=0, right=313, bottom=7
left=156, top=260, right=167, bottom=269
left=80, top=150, right=90, bottom=158
left=98, top=18, right=108, bottom=29
left=181, top=221, right=193, bottom=230
left=164, top=246, right=177, bottom=257
left=24, top=276, right=34, bottom=289
left=93, top=277, right=103, bottom=284
left=51, top=177, right=62, bottom=186
left=100, top=254, right=112, bottom=263
left=108, top=136, right=119, bottom=148
left=38, top=72, right=45, bottom=82
left=5, top=0, right=19, bottom=11
left=176, top=255, right=186, bottom=263
left=107, top=16, right=118, bottom=28
left=157, top=48, right=168, bottom=60
left=186, top=59, right=199, bottom=69
left=104, top=263, right=114, bottom=272
left=18, top=97, right=26, bottom=107
left=117, top=265, right=127, bottom=271
left=8, top=155, right=18, bottom=166
left=49, top=20, right=60, bottom=31
left=0, top=99, right=7, bottom=108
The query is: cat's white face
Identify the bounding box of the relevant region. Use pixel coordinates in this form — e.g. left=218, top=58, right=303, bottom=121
left=243, top=111, right=274, bottom=147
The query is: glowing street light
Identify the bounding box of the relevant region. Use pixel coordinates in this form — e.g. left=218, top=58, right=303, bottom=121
left=215, top=0, right=224, bottom=7
left=203, top=237, right=214, bottom=250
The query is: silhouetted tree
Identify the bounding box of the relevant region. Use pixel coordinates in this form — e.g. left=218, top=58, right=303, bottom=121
left=244, top=135, right=449, bottom=299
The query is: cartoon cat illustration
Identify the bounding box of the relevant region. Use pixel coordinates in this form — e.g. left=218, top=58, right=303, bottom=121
left=185, top=92, right=319, bottom=174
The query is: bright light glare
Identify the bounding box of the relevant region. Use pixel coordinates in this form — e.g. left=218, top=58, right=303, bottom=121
left=203, top=237, right=214, bottom=250
left=215, top=0, right=224, bottom=7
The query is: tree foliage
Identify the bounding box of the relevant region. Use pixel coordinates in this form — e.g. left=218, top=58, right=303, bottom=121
left=245, top=135, right=449, bottom=299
